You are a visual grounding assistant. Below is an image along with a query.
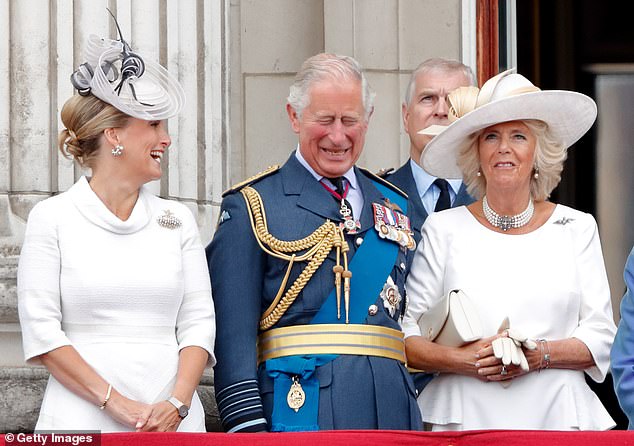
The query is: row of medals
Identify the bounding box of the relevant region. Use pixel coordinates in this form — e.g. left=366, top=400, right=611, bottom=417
left=373, top=201, right=416, bottom=251
left=375, top=220, right=415, bottom=250
left=339, top=198, right=415, bottom=251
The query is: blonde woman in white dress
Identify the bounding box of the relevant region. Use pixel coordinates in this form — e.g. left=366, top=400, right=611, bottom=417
left=402, top=70, right=616, bottom=430
left=17, top=20, right=215, bottom=432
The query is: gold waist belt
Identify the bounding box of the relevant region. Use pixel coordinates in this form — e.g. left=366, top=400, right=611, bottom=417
left=258, top=324, right=406, bottom=364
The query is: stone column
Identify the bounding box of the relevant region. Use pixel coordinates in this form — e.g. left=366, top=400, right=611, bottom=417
left=0, top=0, right=226, bottom=432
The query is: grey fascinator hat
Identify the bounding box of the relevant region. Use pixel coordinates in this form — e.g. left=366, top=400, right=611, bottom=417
left=70, top=10, right=185, bottom=120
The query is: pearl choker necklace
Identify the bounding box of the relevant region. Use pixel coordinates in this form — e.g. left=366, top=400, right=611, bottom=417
left=482, top=196, right=534, bottom=231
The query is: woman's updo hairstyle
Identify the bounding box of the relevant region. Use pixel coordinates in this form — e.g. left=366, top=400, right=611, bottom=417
left=58, top=95, right=130, bottom=168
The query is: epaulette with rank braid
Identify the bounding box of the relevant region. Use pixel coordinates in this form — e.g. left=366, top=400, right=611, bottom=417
left=222, top=165, right=281, bottom=197
left=375, top=167, right=394, bottom=178
left=358, top=167, right=409, bottom=199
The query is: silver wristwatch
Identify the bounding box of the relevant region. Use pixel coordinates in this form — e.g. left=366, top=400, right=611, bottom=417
left=167, top=396, right=189, bottom=419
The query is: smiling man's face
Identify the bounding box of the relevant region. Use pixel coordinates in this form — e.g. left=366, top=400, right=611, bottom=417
left=288, top=77, right=368, bottom=178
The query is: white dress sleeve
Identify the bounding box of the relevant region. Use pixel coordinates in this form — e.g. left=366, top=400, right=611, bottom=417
left=402, top=212, right=449, bottom=339
left=569, top=212, right=616, bottom=382
left=17, top=200, right=72, bottom=364
left=175, top=205, right=216, bottom=367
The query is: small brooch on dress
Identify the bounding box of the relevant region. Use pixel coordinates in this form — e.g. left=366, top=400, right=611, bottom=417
left=157, top=209, right=182, bottom=229
left=553, top=217, right=575, bottom=226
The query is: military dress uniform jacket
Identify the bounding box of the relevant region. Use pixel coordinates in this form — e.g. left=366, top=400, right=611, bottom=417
left=206, top=153, right=422, bottom=432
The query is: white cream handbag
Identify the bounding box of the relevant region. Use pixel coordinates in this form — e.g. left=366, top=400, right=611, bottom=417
left=417, top=289, right=483, bottom=347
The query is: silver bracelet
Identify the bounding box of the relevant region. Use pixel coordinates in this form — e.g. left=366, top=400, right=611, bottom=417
left=543, top=340, right=551, bottom=368
left=537, top=339, right=551, bottom=371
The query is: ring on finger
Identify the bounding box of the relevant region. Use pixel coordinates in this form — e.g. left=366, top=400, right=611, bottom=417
left=500, top=365, right=508, bottom=376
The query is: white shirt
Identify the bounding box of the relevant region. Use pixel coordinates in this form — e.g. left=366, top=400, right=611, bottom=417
left=18, top=177, right=216, bottom=432
left=402, top=205, right=616, bottom=431
left=295, top=148, right=364, bottom=219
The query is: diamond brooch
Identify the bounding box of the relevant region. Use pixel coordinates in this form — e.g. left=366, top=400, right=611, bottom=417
left=157, top=209, right=182, bottom=229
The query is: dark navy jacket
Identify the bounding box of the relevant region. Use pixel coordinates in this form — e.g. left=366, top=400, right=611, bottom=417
left=206, top=153, right=422, bottom=432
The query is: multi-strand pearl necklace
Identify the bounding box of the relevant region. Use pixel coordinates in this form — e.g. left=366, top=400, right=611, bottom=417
left=482, top=195, right=534, bottom=231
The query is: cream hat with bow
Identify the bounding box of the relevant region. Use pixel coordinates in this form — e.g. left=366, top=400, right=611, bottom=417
left=419, top=69, right=597, bottom=179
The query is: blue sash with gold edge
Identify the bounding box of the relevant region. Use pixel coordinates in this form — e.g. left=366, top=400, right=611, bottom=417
left=266, top=180, right=407, bottom=431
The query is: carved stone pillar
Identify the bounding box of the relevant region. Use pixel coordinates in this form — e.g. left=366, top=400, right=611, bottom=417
left=0, top=0, right=227, bottom=432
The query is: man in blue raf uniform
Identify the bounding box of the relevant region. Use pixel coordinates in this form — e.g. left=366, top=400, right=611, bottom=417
left=207, top=53, right=422, bottom=433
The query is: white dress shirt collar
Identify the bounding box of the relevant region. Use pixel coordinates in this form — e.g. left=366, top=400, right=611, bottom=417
left=410, top=159, right=462, bottom=214
left=295, top=147, right=363, bottom=219
left=295, top=147, right=359, bottom=191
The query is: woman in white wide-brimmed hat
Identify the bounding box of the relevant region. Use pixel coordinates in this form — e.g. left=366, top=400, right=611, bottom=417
left=401, top=69, right=616, bottom=430
left=17, top=15, right=215, bottom=432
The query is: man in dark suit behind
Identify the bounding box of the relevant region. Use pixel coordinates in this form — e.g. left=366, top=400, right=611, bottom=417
left=388, top=58, right=476, bottom=248
left=388, top=58, right=476, bottom=395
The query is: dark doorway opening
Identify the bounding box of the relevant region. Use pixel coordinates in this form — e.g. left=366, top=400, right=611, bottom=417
left=517, top=0, right=634, bottom=430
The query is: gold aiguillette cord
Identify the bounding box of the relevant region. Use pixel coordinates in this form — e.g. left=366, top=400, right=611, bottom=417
left=333, top=237, right=343, bottom=319
left=338, top=227, right=352, bottom=323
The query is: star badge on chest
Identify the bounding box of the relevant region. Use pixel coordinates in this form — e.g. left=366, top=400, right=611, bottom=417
left=380, top=276, right=402, bottom=317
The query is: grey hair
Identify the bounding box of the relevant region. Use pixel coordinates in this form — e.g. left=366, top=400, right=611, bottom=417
left=457, top=119, right=567, bottom=201
left=287, top=53, right=375, bottom=120
left=404, top=58, right=476, bottom=107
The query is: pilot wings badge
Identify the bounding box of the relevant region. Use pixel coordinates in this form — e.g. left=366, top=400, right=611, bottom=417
left=554, top=217, right=575, bottom=226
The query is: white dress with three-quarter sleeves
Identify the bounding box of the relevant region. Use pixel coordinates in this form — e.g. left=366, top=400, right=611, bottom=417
left=402, top=204, right=616, bottom=430
left=18, top=177, right=216, bottom=432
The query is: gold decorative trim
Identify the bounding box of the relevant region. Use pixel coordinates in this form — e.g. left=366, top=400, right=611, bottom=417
left=241, top=187, right=351, bottom=329
left=258, top=324, right=406, bottom=364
